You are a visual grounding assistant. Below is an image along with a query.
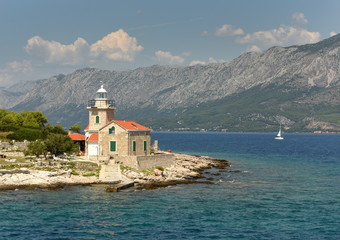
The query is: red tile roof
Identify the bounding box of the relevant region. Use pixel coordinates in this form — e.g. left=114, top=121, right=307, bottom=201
left=68, top=133, right=85, bottom=141
left=88, top=134, right=98, bottom=142
left=114, top=120, right=151, bottom=131
left=85, top=125, right=89, bottom=130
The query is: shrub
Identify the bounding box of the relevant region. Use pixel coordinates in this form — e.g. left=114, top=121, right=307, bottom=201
left=0, top=125, right=20, bottom=132
left=7, top=128, right=45, bottom=141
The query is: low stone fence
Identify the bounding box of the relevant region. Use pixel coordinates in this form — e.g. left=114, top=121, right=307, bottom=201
left=115, top=153, right=174, bottom=170
left=0, top=151, right=25, bottom=157
left=0, top=141, right=29, bottom=151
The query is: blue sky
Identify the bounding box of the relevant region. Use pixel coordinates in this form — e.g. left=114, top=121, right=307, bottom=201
left=1, top=0, right=340, bottom=87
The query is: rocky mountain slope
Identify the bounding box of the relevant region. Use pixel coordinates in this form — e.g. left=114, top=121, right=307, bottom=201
left=7, top=34, right=340, bottom=132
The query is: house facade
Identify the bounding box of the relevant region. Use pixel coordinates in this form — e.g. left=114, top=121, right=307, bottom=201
left=85, top=85, right=152, bottom=160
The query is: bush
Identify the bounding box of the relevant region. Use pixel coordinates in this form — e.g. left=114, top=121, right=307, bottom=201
left=0, top=125, right=20, bottom=132
left=7, top=128, right=45, bottom=141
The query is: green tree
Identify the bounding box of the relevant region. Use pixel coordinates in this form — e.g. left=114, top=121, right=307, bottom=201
left=70, top=124, right=81, bottom=133
left=0, top=111, right=23, bottom=126
left=0, top=109, right=7, bottom=120
left=32, top=111, right=48, bottom=126
left=21, top=111, right=48, bottom=128
left=24, top=140, right=47, bottom=158
left=45, top=134, right=78, bottom=155
left=52, top=124, right=68, bottom=135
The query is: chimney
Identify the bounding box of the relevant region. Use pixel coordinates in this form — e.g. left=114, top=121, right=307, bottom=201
left=68, top=129, right=72, bottom=135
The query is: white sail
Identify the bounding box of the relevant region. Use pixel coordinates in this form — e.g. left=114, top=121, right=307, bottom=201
left=277, top=128, right=282, bottom=137
left=275, top=125, right=284, bottom=140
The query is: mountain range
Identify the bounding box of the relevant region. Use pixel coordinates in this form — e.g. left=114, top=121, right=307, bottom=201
left=2, top=34, right=340, bottom=132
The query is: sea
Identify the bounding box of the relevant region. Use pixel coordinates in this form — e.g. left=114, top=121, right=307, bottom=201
left=0, top=132, right=339, bottom=239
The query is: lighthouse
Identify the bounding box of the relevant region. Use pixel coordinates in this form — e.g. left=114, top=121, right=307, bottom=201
left=87, top=85, right=116, bottom=131
left=84, top=84, right=173, bottom=170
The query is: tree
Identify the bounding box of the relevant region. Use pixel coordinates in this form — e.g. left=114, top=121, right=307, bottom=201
left=70, top=124, right=81, bottom=133
left=52, top=124, right=68, bottom=135
left=0, top=111, right=23, bottom=126
left=24, top=140, right=47, bottom=158
left=45, top=134, right=78, bottom=156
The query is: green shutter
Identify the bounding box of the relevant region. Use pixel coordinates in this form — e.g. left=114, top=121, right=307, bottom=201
left=109, top=126, right=115, bottom=134
left=144, top=141, right=147, bottom=151
left=110, top=141, right=116, bottom=152
left=96, top=116, right=99, bottom=123
left=133, top=141, right=136, bottom=152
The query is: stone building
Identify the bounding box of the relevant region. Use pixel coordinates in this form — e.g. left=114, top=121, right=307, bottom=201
left=84, top=85, right=173, bottom=169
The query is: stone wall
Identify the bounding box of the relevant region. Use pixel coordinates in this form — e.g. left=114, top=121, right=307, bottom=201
left=99, top=123, right=151, bottom=157
left=0, top=151, right=25, bottom=157
left=88, top=108, right=114, bottom=131
left=115, top=153, right=174, bottom=170
left=0, top=141, right=29, bottom=151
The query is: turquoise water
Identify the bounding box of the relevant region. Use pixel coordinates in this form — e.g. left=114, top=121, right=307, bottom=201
left=0, top=132, right=339, bottom=239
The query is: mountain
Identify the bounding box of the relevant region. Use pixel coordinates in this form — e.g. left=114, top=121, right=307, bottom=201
left=0, top=80, right=40, bottom=109
left=8, top=34, right=340, bottom=132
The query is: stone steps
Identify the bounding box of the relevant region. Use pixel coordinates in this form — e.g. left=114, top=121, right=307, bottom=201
left=99, top=164, right=122, bottom=183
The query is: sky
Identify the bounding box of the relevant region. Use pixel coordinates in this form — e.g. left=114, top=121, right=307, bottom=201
left=1, top=0, right=340, bottom=87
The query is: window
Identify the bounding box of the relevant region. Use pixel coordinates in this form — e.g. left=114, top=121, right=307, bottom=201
left=109, top=126, right=115, bottom=134
left=110, top=141, right=116, bottom=152
left=96, top=116, right=99, bottom=123
left=133, top=141, right=136, bottom=152
left=144, top=141, right=147, bottom=151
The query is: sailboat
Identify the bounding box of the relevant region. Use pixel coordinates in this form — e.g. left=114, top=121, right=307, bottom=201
left=274, top=125, right=284, bottom=140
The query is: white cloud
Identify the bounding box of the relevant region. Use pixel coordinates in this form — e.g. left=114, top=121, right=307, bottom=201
left=292, top=12, right=308, bottom=25
left=330, top=31, right=337, bottom=37
left=25, top=29, right=143, bottom=66
left=90, top=29, right=143, bottom=62
left=215, top=24, right=244, bottom=36
left=189, top=60, right=206, bottom=66
left=201, top=31, right=210, bottom=36
left=238, top=25, right=320, bottom=49
left=25, top=36, right=89, bottom=65
left=189, top=57, right=224, bottom=66
left=246, top=45, right=262, bottom=53
left=0, top=60, right=33, bottom=86
left=154, top=50, right=185, bottom=65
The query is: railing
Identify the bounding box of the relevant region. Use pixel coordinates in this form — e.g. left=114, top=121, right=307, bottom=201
left=88, top=99, right=116, bottom=108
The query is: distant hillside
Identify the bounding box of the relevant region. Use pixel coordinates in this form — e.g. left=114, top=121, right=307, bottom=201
left=7, top=34, right=340, bottom=132
left=0, top=79, right=42, bottom=109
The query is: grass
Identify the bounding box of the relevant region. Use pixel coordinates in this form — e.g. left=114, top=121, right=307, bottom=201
left=120, top=164, right=165, bottom=175
left=82, top=172, right=96, bottom=177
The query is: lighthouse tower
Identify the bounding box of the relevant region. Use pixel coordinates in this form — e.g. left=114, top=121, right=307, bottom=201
left=87, top=85, right=115, bottom=131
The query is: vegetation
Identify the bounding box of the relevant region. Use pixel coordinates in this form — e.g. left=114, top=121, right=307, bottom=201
left=0, top=109, right=69, bottom=141
left=24, top=140, right=46, bottom=158
left=70, top=124, right=81, bottom=133
left=24, top=134, right=79, bottom=157
left=142, top=84, right=340, bottom=132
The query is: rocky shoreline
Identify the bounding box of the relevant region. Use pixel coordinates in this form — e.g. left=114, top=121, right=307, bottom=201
left=122, top=153, right=230, bottom=190
left=0, top=153, right=229, bottom=191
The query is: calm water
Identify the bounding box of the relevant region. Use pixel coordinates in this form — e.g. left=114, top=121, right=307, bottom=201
left=0, top=132, right=339, bottom=239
